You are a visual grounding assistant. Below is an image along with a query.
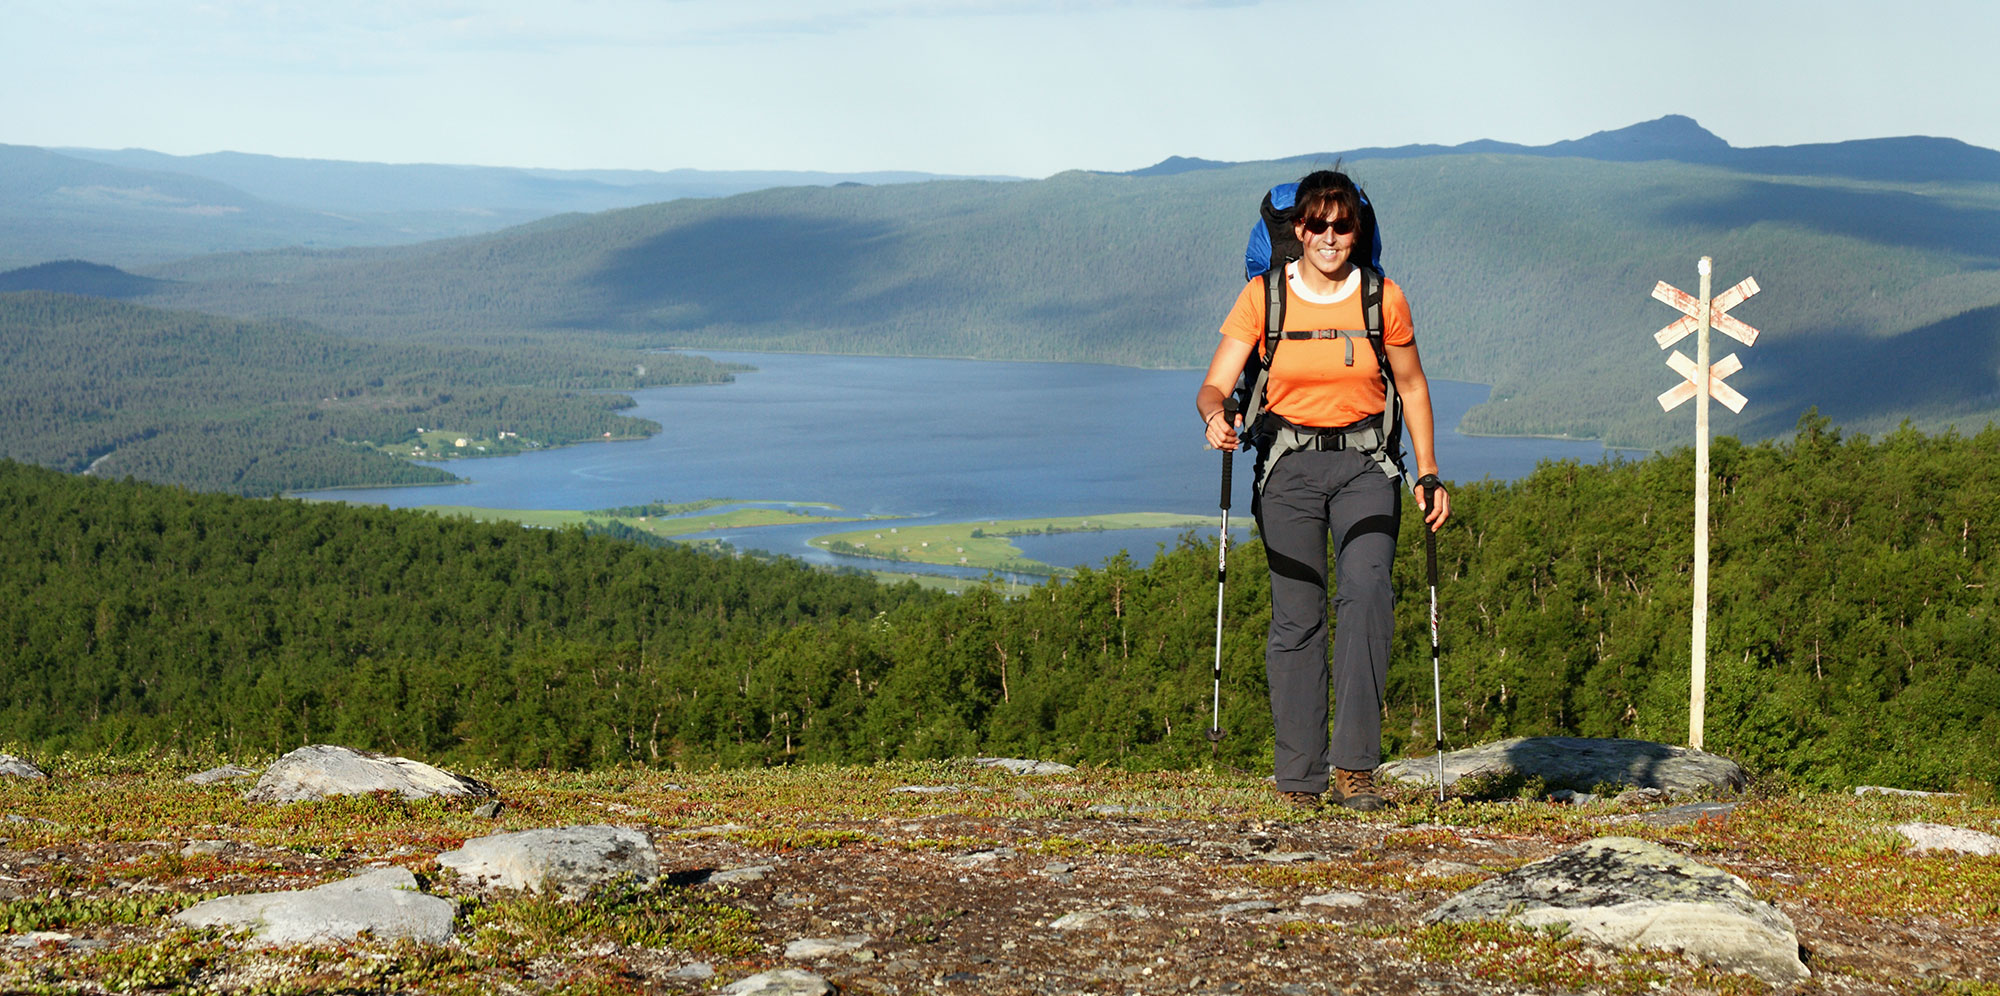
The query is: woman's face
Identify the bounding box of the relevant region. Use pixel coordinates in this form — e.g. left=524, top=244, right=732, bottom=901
left=1293, top=206, right=1357, bottom=281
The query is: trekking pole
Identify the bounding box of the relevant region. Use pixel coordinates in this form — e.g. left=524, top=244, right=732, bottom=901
left=1420, top=474, right=1445, bottom=802
left=1207, top=399, right=1240, bottom=753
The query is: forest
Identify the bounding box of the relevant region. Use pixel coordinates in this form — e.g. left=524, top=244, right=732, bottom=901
left=4, top=412, right=1994, bottom=791
left=0, top=292, right=745, bottom=494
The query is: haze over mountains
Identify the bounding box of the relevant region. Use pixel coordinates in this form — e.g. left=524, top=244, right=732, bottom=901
left=4, top=115, right=1998, bottom=465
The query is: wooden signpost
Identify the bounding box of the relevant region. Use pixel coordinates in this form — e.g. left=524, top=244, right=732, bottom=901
left=1653, top=257, right=1760, bottom=750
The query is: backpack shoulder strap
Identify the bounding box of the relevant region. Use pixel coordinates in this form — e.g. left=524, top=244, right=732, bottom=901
left=1264, top=264, right=1287, bottom=357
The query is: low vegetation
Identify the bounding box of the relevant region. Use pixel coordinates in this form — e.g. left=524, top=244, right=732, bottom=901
left=812, top=512, right=1210, bottom=575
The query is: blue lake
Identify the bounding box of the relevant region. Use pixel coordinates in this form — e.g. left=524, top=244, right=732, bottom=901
left=297, top=351, right=1631, bottom=576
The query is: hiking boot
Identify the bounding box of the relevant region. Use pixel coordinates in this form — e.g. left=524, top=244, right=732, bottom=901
left=1278, top=789, right=1323, bottom=811
left=1331, top=768, right=1387, bottom=811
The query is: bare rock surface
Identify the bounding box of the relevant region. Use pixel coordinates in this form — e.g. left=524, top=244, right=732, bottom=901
left=171, top=866, right=454, bottom=946
left=1895, top=821, right=2000, bottom=856
left=972, top=757, right=1074, bottom=775
left=720, top=969, right=834, bottom=995
left=1423, top=835, right=1807, bottom=984
left=1379, top=736, right=1746, bottom=797
left=184, top=764, right=257, bottom=785
left=243, top=744, right=494, bottom=803
left=436, top=824, right=658, bottom=897
left=0, top=754, right=47, bottom=779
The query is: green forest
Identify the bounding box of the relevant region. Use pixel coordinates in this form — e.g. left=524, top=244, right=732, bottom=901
left=0, top=292, right=744, bottom=494
left=4, top=413, right=1994, bottom=791
left=130, top=154, right=2000, bottom=450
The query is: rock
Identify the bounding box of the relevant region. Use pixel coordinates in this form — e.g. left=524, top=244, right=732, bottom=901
left=783, top=935, right=870, bottom=960
left=1895, top=822, right=2000, bottom=856
left=1087, top=804, right=1161, bottom=815
left=1216, top=900, right=1281, bottom=916
left=708, top=864, right=775, bottom=884
left=0, top=754, right=48, bottom=779
left=1423, top=836, right=1807, bottom=984
left=172, top=866, right=454, bottom=946
left=184, top=764, right=256, bottom=785
left=243, top=745, right=495, bottom=803
left=1049, top=910, right=1112, bottom=930
left=1613, top=787, right=1671, bottom=807
left=1378, top=736, right=1746, bottom=798
left=1856, top=785, right=1954, bottom=798
left=181, top=840, right=232, bottom=857
left=1250, top=851, right=1326, bottom=864
left=436, top=824, right=658, bottom=898
left=1632, top=801, right=1738, bottom=827
left=891, top=785, right=970, bottom=795
left=972, top=757, right=1074, bottom=775
left=720, top=969, right=834, bottom=995
left=1548, top=789, right=1599, bottom=805
left=1301, top=891, right=1367, bottom=908
left=472, top=799, right=503, bottom=819
left=669, top=961, right=715, bottom=979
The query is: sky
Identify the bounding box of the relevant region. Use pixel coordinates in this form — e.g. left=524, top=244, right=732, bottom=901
left=5, top=0, right=1996, bottom=178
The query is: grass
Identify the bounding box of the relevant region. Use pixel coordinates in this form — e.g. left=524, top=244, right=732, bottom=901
left=415, top=499, right=884, bottom=538
left=811, top=512, right=1211, bottom=575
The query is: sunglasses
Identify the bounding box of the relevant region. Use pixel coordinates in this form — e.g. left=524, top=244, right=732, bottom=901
left=1300, top=215, right=1357, bottom=237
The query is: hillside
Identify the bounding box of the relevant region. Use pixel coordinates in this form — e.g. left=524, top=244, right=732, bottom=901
left=0, top=293, right=741, bottom=494
left=128, top=120, right=2000, bottom=449
left=4, top=417, right=1994, bottom=789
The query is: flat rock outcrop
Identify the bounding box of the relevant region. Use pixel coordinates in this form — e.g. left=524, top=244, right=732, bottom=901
left=1379, top=736, right=1745, bottom=797
left=1422, top=835, right=1807, bottom=984
left=973, top=757, right=1074, bottom=775
left=172, top=866, right=454, bottom=946
left=1895, top=821, right=2000, bottom=856
left=0, top=754, right=48, bottom=779
left=720, top=969, right=834, bottom=995
left=436, top=824, right=658, bottom=898
left=243, top=745, right=495, bottom=803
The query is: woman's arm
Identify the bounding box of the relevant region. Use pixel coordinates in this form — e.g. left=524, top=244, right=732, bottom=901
left=1197, top=336, right=1256, bottom=452
left=1385, top=341, right=1451, bottom=530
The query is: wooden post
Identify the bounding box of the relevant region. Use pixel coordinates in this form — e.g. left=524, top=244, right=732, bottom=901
left=1690, top=257, right=1712, bottom=751
left=1651, top=260, right=1759, bottom=752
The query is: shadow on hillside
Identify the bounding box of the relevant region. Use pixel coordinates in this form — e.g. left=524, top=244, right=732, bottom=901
left=1733, top=302, right=2000, bottom=436
left=1657, top=180, right=2000, bottom=261
left=574, top=213, right=936, bottom=330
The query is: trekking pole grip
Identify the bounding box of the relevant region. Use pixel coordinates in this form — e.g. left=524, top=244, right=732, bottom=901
left=1219, top=400, right=1239, bottom=510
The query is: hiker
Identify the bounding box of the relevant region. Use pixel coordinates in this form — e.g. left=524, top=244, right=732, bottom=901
left=1193, top=168, right=1449, bottom=811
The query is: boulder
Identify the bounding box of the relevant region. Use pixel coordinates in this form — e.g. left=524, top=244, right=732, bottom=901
left=185, top=764, right=257, bottom=785
left=436, top=824, right=658, bottom=898
left=1379, top=737, right=1745, bottom=798
left=720, top=970, right=834, bottom=995
left=1895, top=822, right=2000, bottom=856
left=0, top=754, right=48, bottom=779
left=172, top=866, right=454, bottom=946
left=1422, top=836, right=1807, bottom=984
left=972, top=757, right=1074, bottom=775
left=243, top=745, right=494, bottom=803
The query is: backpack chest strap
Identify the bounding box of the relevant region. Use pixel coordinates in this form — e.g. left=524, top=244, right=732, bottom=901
left=1277, top=328, right=1371, bottom=365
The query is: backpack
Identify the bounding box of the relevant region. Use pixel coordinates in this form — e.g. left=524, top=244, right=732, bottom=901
left=1232, top=179, right=1405, bottom=488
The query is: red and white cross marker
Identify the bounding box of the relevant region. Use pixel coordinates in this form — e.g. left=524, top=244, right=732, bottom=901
left=1653, top=277, right=1761, bottom=349
left=1658, top=350, right=1747, bottom=413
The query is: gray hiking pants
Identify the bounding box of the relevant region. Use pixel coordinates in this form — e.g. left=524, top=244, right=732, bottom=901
left=1255, top=447, right=1400, bottom=792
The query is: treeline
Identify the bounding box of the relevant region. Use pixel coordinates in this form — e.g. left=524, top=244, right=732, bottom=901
left=2, top=415, right=1995, bottom=789
left=0, top=292, right=744, bottom=494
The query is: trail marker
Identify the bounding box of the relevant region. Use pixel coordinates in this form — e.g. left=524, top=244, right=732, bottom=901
left=1650, top=258, right=1760, bottom=751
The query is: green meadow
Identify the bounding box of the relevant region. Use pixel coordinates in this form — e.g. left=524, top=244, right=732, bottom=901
left=415, top=500, right=876, bottom=538
left=812, top=512, right=1212, bottom=576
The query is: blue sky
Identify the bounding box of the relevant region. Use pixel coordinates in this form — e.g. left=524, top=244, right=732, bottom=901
left=5, top=0, right=1995, bottom=176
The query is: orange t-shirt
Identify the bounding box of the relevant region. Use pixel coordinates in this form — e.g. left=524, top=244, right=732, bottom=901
left=1219, top=265, right=1415, bottom=428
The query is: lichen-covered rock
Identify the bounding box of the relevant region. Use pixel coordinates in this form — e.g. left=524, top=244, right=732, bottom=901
left=1895, top=822, right=2000, bottom=856
left=0, top=754, right=48, bottom=780
left=973, top=757, right=1074, bottom=775
left=1379, top=736, right=1745, bottom=798
left=172, top=866, right=454, bottom=946
left=244, top=745, right=494, bottom=803
left=184, top=764, right=257, bottom=785
left=721, top=970, right=834, bottom=995
left=1423, top=836, right=1806, bottom=984
left=436, top=825, right=657, bottom=898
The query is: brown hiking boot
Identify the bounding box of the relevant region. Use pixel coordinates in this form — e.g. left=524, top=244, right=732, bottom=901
left=1278, top=789, right=1323, bottom=811
left=1331, top=768, right=1387, bottom=811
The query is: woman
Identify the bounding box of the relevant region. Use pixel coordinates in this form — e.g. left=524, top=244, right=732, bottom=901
left=1194, top=169, right=1450, bottom=811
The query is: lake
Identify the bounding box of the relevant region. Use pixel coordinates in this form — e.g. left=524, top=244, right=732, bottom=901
left=297, top=351, right=1631, bottom=576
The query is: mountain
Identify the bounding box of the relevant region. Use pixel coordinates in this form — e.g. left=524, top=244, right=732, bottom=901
left=0, top=259, right=171, bottom=299
left=7, top=145, right=1016, bottom=267
left=128, top=122, right=2000, bottom=449
left=1118, top=115, right=2000, bottom=186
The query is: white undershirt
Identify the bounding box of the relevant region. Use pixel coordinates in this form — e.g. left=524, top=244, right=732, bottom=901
left=1286, top=261, right=1361, bottom=305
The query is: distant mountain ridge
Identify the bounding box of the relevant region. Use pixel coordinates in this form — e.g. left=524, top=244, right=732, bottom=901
left=1114, top=115, right=2000, bottom=186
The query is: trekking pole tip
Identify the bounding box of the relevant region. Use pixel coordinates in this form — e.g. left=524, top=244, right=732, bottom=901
left=1205, top=728, right=1225, bottom=743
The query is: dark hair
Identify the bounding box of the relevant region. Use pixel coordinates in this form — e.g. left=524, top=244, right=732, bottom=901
left=1291, top=168, right=1362, bottom=227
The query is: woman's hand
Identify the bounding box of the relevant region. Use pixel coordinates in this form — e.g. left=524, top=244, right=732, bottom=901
left=1414, top=475, right=1451, bottom=532
left=1204, top=409, right=1241, bottom=452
